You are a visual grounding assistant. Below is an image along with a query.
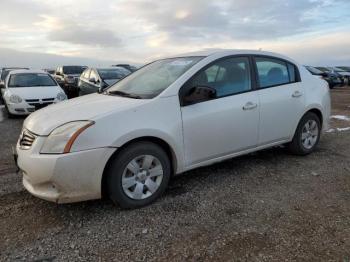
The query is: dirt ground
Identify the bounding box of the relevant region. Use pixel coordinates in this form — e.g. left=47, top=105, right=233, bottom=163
left=0, top=87, right=350, bottom=261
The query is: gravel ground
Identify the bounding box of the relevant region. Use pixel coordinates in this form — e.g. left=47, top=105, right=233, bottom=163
left=0, top=87, right=350, bottom=261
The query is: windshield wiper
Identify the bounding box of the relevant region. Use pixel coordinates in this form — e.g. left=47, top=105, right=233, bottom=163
left=106, top=90, right=142, bottom=99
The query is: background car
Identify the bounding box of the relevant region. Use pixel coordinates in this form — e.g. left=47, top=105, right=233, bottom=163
left=112, top=64, right=137, bottom=72
left=1, top=67, right=29, bottom=85
left=330, top=66, right=350, bottom=84
left=313, top=66, right=344, bottom=88
left=304, top=66, right=342, bottom=89
left=54, top=65, right=87, bottom=98
left=78, top=67, right=131, bottom=96
left=336, top=66, right=350, bottom=72
left=43, top=69, right=55, bottom=75
left=0, top=69, right=66, bottom=117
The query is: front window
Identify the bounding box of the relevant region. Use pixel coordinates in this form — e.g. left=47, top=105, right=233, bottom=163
left=98, top=68, right=130, bottom=80
left=187, top=56, right=251, bottom=98
left=8, top=73, right=57, bottom=87
left=62, top=66, right=85, bottom=74
left=106, top=56, right=203, bottom=99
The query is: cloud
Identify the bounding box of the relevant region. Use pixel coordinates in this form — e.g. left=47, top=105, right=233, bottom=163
left=48, top=26, right=122, bottom=47
left=118, top=0, right=350, bottom=42
left=0, top=0, right=46, bottom=29
left=0, top=0, right=349, bottom=64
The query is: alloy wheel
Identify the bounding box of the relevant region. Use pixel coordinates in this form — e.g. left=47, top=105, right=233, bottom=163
left=121, top=155, right=164, bottom=200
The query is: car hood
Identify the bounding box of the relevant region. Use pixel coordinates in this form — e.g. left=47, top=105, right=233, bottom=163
left=9, top=86, right=62, bottom=99
left=24, top=93, right=149, bottom=135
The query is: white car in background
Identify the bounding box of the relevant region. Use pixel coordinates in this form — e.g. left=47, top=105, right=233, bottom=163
left=16, top=50, right=330, bottom=208
left=0, top=70, right=67, bottom=117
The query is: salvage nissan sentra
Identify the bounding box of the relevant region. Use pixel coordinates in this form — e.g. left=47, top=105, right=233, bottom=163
left=16, top=50, right=331, bottom=208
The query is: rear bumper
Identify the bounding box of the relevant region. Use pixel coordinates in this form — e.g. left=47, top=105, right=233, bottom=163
left=17, top=137, right=116, bottom=203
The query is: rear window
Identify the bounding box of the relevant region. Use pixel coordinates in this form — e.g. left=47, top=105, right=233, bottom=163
left=98, top=68, right=130, bottom=80
left=255, top=57, right=299, bottom=88
left=62, top=66, right=85, bottom=74
left=8, top=73, right=57, bottom=87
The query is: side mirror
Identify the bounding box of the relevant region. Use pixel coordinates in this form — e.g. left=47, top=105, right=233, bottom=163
left=321, top=72, right=328, bottom=77
left=89, top=77, right=97, bottom=84
left=0, top=82, right=5, bottom=89
left=98, top=83, right=108, bottom=93
left=183, top=86, right=216, bottom=106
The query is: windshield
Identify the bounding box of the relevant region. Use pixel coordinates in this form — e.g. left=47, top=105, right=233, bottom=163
left=337, top=66, right=350, bottom=71
left=316, top=67, right=330, bottom=73
left=98, top=68, right=130, bottom=80
left=8, top=73, right=57, bottom=87
left=305, top=66, right=323, bottom=75
left=62, top=66, right=85, bottom=74
left=106, top=56, right=203, bottom=99
left=333, top=67, right=345, bottom=72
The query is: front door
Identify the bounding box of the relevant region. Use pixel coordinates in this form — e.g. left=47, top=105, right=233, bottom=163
left=180, top=56, right=260, bottom=167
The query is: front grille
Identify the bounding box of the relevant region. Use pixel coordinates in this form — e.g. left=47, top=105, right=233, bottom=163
left=25, top=99, right=39, bottom=103
left=19, top=129, right=37, bottom=150
left=28, top=102, right=53, bottom=108
left=42, top=98, right=55, bottom=102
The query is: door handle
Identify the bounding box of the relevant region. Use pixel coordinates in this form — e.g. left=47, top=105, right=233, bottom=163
left=243, top=102, right=258, bottom=110
left=292, top=91, right=302, bottom=98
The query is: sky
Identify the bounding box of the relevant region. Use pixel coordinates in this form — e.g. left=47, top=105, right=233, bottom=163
left=0, top=0, right=349, bottom=68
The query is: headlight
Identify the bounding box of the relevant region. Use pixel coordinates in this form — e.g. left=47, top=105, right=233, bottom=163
left=41, top=121, right=94, bottom=154
left=57, top=92, right=67, bottom=101
left=9, top=94, right=22, bottom=103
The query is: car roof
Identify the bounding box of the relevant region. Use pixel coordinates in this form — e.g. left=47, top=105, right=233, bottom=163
left=8, top=69, right=48, bottom=75
left=1, top=67, right=29, bottom=70
left=170, top=49, right=298, bottom=63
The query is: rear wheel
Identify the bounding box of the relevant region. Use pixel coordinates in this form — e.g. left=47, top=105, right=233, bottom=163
left=287, top=112, right=321, bottom=155
left=106, top=142, right=171, bottom=208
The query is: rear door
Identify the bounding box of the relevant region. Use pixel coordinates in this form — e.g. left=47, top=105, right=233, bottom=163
left=254, top=56, right=305, bottom=145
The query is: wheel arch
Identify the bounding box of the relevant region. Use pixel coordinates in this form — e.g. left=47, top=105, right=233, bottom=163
left=290, top=107, right=324, bottom=141
left=307, top=108, right=323, bottom=127
left=101, top=136, right=178, bottom=198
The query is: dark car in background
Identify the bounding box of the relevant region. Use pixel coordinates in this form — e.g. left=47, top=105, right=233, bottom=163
left=54, top=66, right=87, bottom=98
left=330, top=67, right=350, bottom=84
left=336, top=66, right=350, bottom=72
left=78, top=67, right=130, bottom=96
left=1, top=67, right=29, bottom=85
left=315, top=66, right=345, bottom=86
left=112, top=64, right=137, bottom=72
left=305, top=66, right=342, bottom=89
left=43, top=69, right=55, bottom=75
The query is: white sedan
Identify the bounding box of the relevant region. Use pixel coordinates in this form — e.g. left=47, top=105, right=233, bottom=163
left=1, top=70, right=67, bottom=117
left=16, top=50, right=331, bottom=208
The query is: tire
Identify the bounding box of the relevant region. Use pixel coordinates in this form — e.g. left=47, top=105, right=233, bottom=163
left=287, top=112, right=321, bottom=155
left=106, top=141, right=171, bottom=209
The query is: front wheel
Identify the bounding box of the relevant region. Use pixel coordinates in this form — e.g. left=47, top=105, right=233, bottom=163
left=106, top=142, right=171, bottom=209
left=287, top=112, right=321, bottom=155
